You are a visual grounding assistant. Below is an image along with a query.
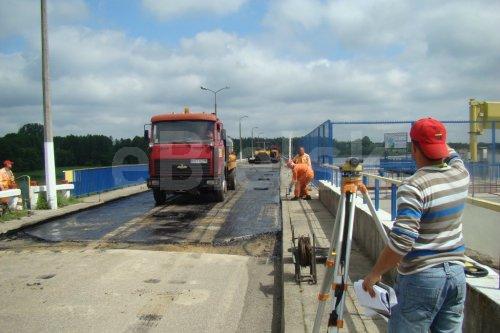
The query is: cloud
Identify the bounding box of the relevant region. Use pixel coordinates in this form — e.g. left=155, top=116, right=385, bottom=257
left=0, top=0, right=499, bottom=142
left=141, top=0, right=248, bottom=20
left=0, top=0, right=88, bottom=38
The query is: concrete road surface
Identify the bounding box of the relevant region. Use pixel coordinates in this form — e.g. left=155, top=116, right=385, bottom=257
left=0, top=163, right=282, bottom=332
left=0, top=249, right=276, bottom=332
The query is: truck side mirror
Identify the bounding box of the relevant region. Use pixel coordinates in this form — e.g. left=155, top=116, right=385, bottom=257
left=221, top=129, right=226, bottom=141
left=144, top=129, right=149, bottom=141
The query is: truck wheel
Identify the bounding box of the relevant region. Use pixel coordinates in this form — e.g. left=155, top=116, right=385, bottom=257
left=153, top=189, right=166, bottom=205
left=227, top=170, right=236, bottom=190
left=213, top=179, right=227, bottom=202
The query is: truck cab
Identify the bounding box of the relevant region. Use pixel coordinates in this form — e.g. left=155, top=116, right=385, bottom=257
left=145, top=109, right=234, bottom=205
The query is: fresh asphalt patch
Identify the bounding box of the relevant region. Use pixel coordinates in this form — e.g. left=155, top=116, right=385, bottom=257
left=0, top=163, right=282, bottom=253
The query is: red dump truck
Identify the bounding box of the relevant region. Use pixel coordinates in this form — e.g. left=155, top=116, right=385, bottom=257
left=145, top=109, right=235, bottom=205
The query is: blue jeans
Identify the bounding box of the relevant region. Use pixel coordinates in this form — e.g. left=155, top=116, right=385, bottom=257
left=388, top=262, right=466, bottom=333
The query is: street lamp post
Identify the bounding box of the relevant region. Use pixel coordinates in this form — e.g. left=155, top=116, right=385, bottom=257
left=239, top=115, right=248, bottom=160
left=259, top=133, right=266, bottom=150
left=251, top=126, right=259, bottom=158
left=257, top=132, right=266, bottom=150
left=200, top=86, right=230, bottom=115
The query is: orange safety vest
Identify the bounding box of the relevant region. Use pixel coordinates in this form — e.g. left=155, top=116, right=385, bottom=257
left=0, top=168, right=15, bottom=189
left=293, top=153, right=312, bottom=167
left=227, top=153, right=237, bottom=171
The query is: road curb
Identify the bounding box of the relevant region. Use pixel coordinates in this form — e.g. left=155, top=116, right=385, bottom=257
left=0, top=184, right=150, bottom=237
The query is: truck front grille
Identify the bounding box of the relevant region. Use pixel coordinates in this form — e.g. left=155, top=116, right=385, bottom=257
left=155, top=159, right=210, bottom=179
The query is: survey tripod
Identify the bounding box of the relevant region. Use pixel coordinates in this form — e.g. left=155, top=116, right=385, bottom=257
left=312, top=158, right=389, bottom=333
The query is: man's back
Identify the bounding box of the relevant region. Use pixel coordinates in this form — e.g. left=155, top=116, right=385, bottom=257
left=389, top=150, right=470, bottom=274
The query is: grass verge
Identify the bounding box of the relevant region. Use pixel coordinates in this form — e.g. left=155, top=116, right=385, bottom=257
left=0, top=209, right=29, bottom=223
left=36, top=193, right=81, bottom=210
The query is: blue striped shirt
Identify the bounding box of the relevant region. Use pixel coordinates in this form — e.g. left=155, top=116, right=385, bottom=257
left=388, top=149, right=470, bottom=274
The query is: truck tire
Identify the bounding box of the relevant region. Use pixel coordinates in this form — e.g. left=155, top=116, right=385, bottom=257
left=213, top=179, right=227, bottom=202
left=153, top=189, right=166, bottom=205
left=227, top=169, right=236, bottom=190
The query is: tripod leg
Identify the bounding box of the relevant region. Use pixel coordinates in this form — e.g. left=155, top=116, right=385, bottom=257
left=361, top=190, right=389, bottom=244
left=322, top=190, right=351, bottom=332
left=328, top=191, right=357, bottom=331
left=312, top=194, right=346, bottom=333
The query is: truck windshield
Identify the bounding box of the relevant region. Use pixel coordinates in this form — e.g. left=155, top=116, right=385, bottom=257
left=153, top=121, right=215, bottom=143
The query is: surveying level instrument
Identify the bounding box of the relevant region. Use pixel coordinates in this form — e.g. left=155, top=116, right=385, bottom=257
left=312, top=158, right=389, bottom=333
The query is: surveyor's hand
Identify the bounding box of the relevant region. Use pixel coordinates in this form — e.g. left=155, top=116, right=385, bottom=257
left=362, top=272, right=381, bottom=298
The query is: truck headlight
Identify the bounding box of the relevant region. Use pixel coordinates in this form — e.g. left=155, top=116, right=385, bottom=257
left=190, top=159, right=208, bottom=164
left=150, top=179, right=159, bottom=186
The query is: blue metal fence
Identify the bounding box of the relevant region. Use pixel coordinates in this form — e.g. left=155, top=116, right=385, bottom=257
left=296, top=119, right=499, bottom=218
left=72, top=164, right=148, bottom=197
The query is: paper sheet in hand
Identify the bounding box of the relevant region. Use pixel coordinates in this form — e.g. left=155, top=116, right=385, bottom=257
left=353, top=280, right=397, bottom=317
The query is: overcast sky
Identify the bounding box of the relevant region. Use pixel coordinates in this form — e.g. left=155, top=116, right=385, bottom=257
left=1, top=0, right=499, bottom=139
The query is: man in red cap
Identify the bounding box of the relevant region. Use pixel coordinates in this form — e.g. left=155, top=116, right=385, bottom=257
left=0, top=160, right=20, bottom=210
left=363, top=118, right=469, bottom=332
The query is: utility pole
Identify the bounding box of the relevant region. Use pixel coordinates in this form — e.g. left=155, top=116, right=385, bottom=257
left=41, top=0, right=57, bottom=209
left=239, top=115, right=248, bottom=160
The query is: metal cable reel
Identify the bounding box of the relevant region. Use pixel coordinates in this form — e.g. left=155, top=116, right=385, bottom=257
left=297, top=236, right=312, bottom=267
left=291, top=224, right=317, bottom=285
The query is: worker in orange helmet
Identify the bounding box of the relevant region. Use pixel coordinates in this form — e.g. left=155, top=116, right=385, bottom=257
left=286, top=159, right=314, bottom=200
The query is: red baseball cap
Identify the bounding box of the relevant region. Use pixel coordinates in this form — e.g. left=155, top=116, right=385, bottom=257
left=410, top=118, right=448, bottom=159
left=3, top=160, right=13, bottom=167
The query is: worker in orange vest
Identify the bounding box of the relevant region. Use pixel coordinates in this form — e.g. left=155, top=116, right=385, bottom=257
left=227, top=151, right=237, bottom=172
left=0, top=160, right=19, bottom=210
left=0, top=160, right=16, bottom=190
left=286, top=159, right=314, bottom=200
left=292, top=147, right=312, bottom=167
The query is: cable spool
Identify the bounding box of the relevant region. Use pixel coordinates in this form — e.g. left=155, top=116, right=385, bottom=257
left=297, top=236, right=313, bottom=267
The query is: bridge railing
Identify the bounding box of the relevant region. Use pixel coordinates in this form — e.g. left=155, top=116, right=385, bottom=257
left=296, top=119, right=499, bottom=197
left=64, top=164, right=148, bottom=197
left=319, top=163, right=402, bottom=220
left=320, top=163, right=500, bottom=219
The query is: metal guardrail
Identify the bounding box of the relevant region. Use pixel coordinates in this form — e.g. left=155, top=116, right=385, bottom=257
left=316, top=163, right=499, bottom=220
left=65, top=164, right=148, bottom=197
left=316, top=163, right=400, bottom=220
left=297, top=119, right=499, bottom=198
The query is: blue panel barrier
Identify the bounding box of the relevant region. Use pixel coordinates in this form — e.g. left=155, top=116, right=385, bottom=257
left=72, top=164, right=148, bottom=197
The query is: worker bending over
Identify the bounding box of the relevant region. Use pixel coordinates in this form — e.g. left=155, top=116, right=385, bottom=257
left=286, top=160, right=314, bottom=200
left=293, top=147, right=312, bottom=167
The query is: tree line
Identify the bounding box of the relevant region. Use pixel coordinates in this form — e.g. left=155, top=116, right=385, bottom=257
left=0, top=123, right=148, bottom=172
left=0, top=123, right=482, bottom=173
